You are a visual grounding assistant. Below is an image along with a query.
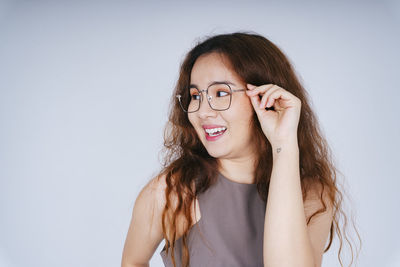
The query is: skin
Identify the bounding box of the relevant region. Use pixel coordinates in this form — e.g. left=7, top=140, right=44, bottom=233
left=121, top=52, right=334, bottom=267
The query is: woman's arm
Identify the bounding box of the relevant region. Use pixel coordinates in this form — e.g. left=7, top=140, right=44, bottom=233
left=263, top=139, right=333, bottom=267
left=121, top=175, right=166, bottom=267
left=246, top=83, right=333, bottom=266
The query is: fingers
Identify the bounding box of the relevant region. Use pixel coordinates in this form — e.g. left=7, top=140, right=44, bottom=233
left=260, top=87, right=279, bottom=109
left=259, top=93, right=269, bottom=108
left=248, top=92, right=261, bottom=111
left=246, top=84, right=274, bottom=96
left=246, top=83, right=281, bottom=110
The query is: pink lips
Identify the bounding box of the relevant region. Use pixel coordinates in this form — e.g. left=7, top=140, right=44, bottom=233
left=202, top=124, right=227, bottom=141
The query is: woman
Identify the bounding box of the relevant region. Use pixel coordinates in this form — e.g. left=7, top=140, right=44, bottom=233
left=121, top=32, right=360, bottom=267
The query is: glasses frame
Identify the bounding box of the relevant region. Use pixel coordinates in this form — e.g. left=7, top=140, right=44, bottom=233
left=176, top=83, right=247, bottom=113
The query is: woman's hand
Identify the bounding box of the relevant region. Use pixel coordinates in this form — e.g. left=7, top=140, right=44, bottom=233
left=246, top=83, right=301, bottom=147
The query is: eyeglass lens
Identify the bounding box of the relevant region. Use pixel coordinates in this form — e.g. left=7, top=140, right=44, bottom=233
left=182, top=84, right=232, bottom=112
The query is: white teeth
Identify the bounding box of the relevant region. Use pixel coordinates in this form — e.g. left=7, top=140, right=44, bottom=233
left=205, top=127, right=227, bottom=135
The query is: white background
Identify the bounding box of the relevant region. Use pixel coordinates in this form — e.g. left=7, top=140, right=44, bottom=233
left=0, top=0, right=399, bottom=266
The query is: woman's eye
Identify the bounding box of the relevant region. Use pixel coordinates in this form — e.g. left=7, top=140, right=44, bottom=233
left=216, top=91, right=229, bottom=97
left=191, top=94, right=200, bottom=100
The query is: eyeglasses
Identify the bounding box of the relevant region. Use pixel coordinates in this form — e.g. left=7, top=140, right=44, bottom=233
left=176, top=82, right=246, bottom=113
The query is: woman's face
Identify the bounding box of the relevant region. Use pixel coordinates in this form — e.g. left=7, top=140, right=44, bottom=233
left=188, top=52, right=256, bottom=160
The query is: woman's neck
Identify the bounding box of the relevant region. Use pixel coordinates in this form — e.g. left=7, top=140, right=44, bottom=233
left=217, top=153, right=257, bottom=184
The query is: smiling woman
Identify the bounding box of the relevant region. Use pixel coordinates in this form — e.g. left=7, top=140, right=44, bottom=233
left=121, top=31, right=361, bottom=267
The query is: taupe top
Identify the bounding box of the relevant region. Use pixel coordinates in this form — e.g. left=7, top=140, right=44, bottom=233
left=160, top=172, right=267, bottom=267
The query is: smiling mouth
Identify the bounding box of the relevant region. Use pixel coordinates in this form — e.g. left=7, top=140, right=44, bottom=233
left=204, top=126, right=227, bottom=137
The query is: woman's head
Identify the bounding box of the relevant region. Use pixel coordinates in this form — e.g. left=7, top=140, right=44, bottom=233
left=187, top=52, right=256, bottom=160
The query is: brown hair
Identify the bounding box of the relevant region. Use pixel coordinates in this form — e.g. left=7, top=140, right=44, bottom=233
left=157, top=31, right=361, bottom=267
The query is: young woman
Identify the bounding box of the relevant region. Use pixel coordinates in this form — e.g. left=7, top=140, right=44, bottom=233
left=121, top=32, right=360, bottom=267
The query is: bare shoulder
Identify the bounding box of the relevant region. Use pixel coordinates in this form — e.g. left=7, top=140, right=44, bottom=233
left=141, top=173, right=189, bottom=211
left=121, top=173, right=198, bottom=265
left=121, top=173, right=170, bottom=266
left=302, top=180, right=335, bottom=266
left=303, top=179, right=334, bottom=219
left=134, top=172, right=177, bottom=232
left=141, top=173, right=168, bottom=208
left=145, top=172, right=195, bottom=205
left=145, top=173, right=199, bottom=236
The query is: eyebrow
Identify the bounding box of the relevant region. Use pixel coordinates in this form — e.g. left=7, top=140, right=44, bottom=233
left=189, top=80, right=237, bottom=89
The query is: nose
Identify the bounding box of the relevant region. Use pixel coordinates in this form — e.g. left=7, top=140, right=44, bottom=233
left=197, top=91, right=217, bottom=119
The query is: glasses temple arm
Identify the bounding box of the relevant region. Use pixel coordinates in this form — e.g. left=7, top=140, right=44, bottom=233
left=232, top=88, right=247, bottom=92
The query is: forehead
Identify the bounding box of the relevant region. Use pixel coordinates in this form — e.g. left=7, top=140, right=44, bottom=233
left=190, top=52, right=242, bottom=86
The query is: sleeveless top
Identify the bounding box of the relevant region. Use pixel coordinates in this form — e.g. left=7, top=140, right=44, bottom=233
left=159, top=171, right=267, bottom=267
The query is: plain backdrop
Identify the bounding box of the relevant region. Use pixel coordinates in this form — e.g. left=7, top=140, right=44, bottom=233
left=1, top=0, right=399, bottom=266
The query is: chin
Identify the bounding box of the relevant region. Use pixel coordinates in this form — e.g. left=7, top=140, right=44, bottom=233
left=197, top=131, right=229, bottom=157
left=202, top=144, right=229, bottom=159
left=206, top=150, right=223, bottom=158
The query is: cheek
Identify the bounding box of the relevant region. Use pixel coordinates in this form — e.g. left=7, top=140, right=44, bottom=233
left=188, top=115, right=202, bottom=135
left=229, top=100, right=254, bottom=124
left=226, top=102, right=254, bottom=137
left=188, top=114, right=196, bottom=127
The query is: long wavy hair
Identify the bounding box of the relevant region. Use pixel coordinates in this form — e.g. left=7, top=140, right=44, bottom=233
left=157, top=31, right=361, bottom=267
